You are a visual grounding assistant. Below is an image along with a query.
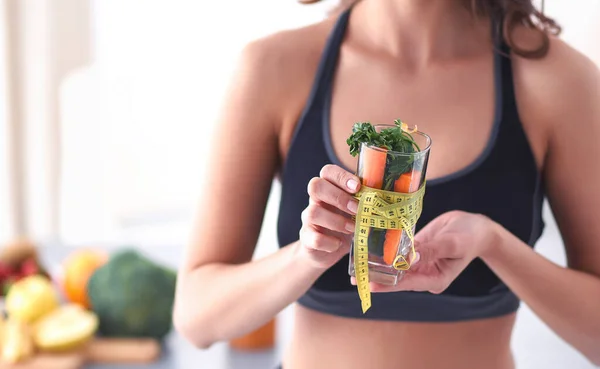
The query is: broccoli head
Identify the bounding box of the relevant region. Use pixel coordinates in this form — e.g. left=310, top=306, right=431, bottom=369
left=87, top=249, right=177, bottom=340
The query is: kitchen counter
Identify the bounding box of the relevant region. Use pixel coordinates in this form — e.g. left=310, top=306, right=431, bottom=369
left=37, top=245, right=284, bottom=369
left=86, top=335, right=281, bottom=369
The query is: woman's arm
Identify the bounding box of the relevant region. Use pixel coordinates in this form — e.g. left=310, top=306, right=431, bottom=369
left=175, top=242, right=323, bottom=349
left=173, top=30, right=359, bottom=348
left=481, top=219, right=600, bottom=365
left=172, top=38, right=303, bottom=348
left=484, top=41, right=600, bottom=362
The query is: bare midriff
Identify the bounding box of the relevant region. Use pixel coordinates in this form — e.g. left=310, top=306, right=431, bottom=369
left=283, top=304, right=516, bottom=369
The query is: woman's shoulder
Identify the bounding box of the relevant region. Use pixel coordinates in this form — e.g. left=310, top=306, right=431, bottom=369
left=511, top=30, right=599, bottom=121
left=227, top=16, right=338, bottom=132
left=236, top=17, right=336, bottom=97
left=510, top=28, right=599, bottom=143
left=245, top=16, right=335, bottom=63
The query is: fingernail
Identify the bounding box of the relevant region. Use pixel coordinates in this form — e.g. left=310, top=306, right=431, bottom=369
left=413, top=252, right=421, bottom=265
left=345, top=221, right=355, bottom=233
left=347, top=179, right=359, bottom=191
left=347, top=200, right=358, bottom=214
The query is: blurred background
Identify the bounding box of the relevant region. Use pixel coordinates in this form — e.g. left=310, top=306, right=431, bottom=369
left=0, top=0, right=598, bottom=368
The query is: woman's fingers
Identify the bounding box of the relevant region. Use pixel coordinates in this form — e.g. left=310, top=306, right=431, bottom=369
left=301, top=200, right=355, bottom=234
left=319, top=164, right=361, bottom=194
left=307, top=176, right=359, bottom=216
left=415, top=236, right=462, bottom=262
left=298, top=165, right=361, bottom=269
left=300, top=226, right=343, bottom=253
left=298, top=165, right=361, bottom=268
left=369, top=273, right=436, bottom=293
left=350, top=251, right=430, bottom=290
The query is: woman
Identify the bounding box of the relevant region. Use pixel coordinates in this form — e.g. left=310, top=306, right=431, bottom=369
left=173, top=0, right=600, bottom=368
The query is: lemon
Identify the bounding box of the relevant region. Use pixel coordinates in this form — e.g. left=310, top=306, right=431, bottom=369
left=1, top=318, right=34, bottom=364
left=33, top=304, right=98, bottom=352
left=5, top=275, right=59, bottom=323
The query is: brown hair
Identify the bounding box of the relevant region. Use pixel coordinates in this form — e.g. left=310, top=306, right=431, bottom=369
left=298, top=0, right=561, bottom=59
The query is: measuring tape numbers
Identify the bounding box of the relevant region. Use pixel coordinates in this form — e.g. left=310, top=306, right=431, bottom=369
left=352, top=183, right=426, bottom=313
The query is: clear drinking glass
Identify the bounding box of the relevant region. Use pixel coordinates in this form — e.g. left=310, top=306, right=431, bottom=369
left=348, top=125, right=432, bottom=286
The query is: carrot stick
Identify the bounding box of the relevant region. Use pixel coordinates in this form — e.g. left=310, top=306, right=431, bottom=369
left=393, top=170, right=422, bottom=194
left=360, top=146, right=387, bottom=189
left=360, top=146, right=388, bottom=257
left=383, top=170, right=422, bottom=265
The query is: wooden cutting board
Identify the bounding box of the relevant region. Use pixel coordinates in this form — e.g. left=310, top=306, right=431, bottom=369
left=0, top=338, right=161, bottom=368
left=0, top=352, right=86, bottom=369
left=85, top=338, right=162, bottom=364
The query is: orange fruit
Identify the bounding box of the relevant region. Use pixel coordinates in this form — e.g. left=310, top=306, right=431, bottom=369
left=229, top=318, right=276, bottom=351
left=62, top=250, right=108, bottom=308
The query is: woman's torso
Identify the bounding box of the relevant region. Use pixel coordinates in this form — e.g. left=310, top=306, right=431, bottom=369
left=286, top=305, right=515, bottom=369
left=270, top=5, right=549, bottom=368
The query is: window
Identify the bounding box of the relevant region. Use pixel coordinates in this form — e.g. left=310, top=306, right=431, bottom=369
left=0, top=1, right=9, bottom=241
left=58, top=1, right=333, bottom=246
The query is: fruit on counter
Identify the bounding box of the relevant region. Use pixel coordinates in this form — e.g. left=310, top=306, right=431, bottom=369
left=19, top=257, right=40, bottom=276
left=5, top=275, right=60, bottom=323
left=0, top=239, right=51, bottom=296
left=229, top=317, right=276, bottom=351
left=62, top=249, right=108, bottom=308
left=1, top=317, right=34, bottom=363
left=1, top=276, right=17, bottom=297
left=33, top=303, right=99, bottom=352
left=0, top=256, right=49, bottom=296
left=87, top=249, right=177, bottom=340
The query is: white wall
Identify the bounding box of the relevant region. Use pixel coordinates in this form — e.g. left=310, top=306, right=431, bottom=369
left=0, top=0, right=11, bottom=242
left=58, top=0, right=336, bottom=245
left=545, top=0, right=600, bottom=65
left=0, top=0, right=92, bottom=243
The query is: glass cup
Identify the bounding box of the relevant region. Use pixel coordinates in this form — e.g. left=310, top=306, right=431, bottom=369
left=348, top=125, right=431, bottom=286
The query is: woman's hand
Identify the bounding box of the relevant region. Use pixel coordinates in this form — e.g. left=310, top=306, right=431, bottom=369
left=297, top=164, right=360, bottom=270
left=369, top=210, right=504, bottom=294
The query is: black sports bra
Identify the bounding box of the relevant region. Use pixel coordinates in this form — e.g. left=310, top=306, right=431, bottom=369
left=276, top=7, right=545, bottom=321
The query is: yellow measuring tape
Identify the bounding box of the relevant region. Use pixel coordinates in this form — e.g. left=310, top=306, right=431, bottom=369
left=352, top=183, right=426, bottom=313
